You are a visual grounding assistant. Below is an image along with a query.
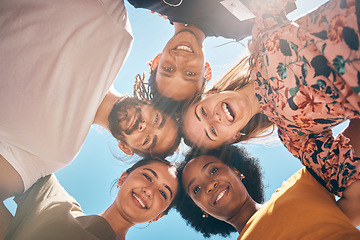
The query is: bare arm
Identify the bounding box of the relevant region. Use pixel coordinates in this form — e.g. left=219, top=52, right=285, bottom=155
left=0, top=201, right=13, bottom=239
left=337, top=119, right=360, bottom=227
left=0, top=154, right=24, bottom=201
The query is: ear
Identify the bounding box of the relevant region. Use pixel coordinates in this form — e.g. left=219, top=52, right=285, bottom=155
left=118, top=141, right=134, bottom=156
left=118, top=171, right=129, bottom=187
left=204, top=62, right=212, bottom=81
left=227, top=132, right=241, bottom=144
left=151, top=213, right=164, bottom=222
left=232, top=168, right=245, bottom=180
left=151, top=53, right=162, bottom=71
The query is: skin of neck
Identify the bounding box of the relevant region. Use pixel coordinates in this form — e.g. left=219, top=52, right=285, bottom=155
left=173, top=22, right=206, bottom=43
left=227, top=195, right=262, bottom=234
left=99, top=202, right=134, bottom=240
left=93, top=86, right=124, bottom=131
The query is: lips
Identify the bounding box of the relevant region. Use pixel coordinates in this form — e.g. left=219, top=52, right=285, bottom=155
left=222, top=103, right=234, bottom=122
left=132, top=192, right=147, bottom=209
left=173, top=43, right=194, bottom=53
left=213, top=186, right=229, bottom=205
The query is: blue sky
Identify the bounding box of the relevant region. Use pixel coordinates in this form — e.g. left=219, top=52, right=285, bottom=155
left=7, top=0, right=354, bottom=239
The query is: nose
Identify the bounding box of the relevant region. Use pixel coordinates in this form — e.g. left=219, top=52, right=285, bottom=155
left=138, top=119, right=146, bottom=132
left=206, top=181, right=218, bottom=194
left=213, top=112, right=221, bottom=123
left=174, top=54, right=187, bottom=64
left=143, top=187, right=153, bottom=199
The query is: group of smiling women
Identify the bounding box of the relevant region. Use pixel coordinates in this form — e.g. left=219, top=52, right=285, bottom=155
left=3, top=0, right=360, bottom=239
left=139, top=0, right=360, bottom=238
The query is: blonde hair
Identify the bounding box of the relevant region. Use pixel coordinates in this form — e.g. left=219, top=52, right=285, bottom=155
left=208, top=56, right=275, bottom=143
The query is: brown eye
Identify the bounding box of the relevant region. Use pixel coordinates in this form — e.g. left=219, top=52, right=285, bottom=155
left=164, top=67, right=173, bottom=72
left=193, top=186, right=200, bottom=194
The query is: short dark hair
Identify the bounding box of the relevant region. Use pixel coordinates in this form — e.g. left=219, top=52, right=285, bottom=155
left=175, top=145, right=265, bottom=238
left=125, top=158, right=179, bottom=215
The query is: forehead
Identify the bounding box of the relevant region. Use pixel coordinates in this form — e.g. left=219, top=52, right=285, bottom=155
left=183, top=155, right=224, bottom=178
left=137, top=161, right=178, bottom=185
left=155, top=72, right=201, bottom=101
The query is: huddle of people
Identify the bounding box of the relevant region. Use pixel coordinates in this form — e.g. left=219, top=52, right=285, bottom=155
left=1, top=0, right=360, bottom=239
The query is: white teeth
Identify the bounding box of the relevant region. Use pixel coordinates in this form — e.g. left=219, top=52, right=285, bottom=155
left=133, top=193, right=146, bottom=208
left=176, top=45, right=193, bottom=52
left=222, top=103, right=234, bottom=121
left=216, top=189, right=226, bottom=202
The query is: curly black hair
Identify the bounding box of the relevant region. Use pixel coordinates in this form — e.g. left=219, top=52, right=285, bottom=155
left=175, top=145, right=265, bottom=238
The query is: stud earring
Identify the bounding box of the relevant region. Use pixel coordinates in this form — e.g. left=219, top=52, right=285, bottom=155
left=239, top=174, right=245, bottom=181
left=202, top=211, right=208, bottom=218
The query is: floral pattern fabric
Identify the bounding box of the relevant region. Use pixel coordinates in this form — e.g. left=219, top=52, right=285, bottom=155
left=250, top=0, right=360, bottom=196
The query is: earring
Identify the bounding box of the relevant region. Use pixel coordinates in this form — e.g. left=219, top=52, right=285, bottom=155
left=150, top=53, right=162, bottom=72
left=204, top=62, right=212, bottom=82
left=202, top=211, right=208, bottom=218
left=239, top=174, right=245, bottom=181
left=239, top=132, right=246, bottom=136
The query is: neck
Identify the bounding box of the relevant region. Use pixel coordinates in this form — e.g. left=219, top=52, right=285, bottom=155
left=227, top=196, right=262, bottom=234
left=173, top=22, right=206, bottom=43
left=93, top=87, right=123, bottom=131
left=99, top=202, right=134, bottom=240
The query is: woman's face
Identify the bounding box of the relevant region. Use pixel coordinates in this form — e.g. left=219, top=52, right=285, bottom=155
left=183, top=91, right=252, bottom=149
left=116, top=161, right=178, bottom=224
left=182, top=155, right=248, bottom=221
left=155, top=30, right=205, bottom=101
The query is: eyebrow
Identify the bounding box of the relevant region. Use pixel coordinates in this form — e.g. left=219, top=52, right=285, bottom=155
left=183, top=77, right=197, bottom=82
left=148, top=135, right=158, bottom=150
left=160, top=70, right=197, bottom=83
left=187, top=161, right=215, bottom=193
left=194, top=106, right=215, bottom=142
left=194, top=106, right=201, bottom=121
left=159, top=114, right=166, bottom=129
left=144, top=168, right=173, bottom=199
left=159, top=71, right=171, bottom=78
left=205, top=130, right=215, bottom=141
left=125, top=108, right=141, bottom=135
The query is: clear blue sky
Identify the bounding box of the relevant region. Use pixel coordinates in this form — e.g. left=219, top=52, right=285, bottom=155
left=7, top=0, right=354, bottom=239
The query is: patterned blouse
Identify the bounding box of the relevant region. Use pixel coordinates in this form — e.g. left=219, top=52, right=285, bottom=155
left=250, top=0, right=360, bottom=196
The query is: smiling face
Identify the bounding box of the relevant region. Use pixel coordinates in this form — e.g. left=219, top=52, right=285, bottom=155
left=109, top=98, right=179, bottom=156
left=155, top=30, right=206, bottom=101
left=182, top=155, right=248, bottom=222
left=116, top=161, right=178, bottom=224
left=183, top=91, right=253, bottom=149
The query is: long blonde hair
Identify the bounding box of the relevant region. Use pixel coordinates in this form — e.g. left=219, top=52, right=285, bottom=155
left=208, top=56, right=275, bottom=143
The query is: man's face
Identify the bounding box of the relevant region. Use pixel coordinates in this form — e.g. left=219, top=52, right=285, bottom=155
left=109, top=98, right=179, bottom=156
left=155, top=30, right=205, bottom=101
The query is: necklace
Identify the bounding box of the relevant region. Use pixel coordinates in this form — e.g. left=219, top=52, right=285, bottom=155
left=162, top=0, right=183, bottom=7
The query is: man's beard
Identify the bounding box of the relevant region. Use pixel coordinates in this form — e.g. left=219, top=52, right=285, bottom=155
left=108, top=97, right=144, bottom=140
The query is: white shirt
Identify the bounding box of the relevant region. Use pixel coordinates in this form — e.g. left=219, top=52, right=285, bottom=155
left=0, top=0, right=133, bottom=190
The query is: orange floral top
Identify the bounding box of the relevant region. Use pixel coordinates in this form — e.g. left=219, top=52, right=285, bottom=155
left=250, top=0, right=360, bottom=196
